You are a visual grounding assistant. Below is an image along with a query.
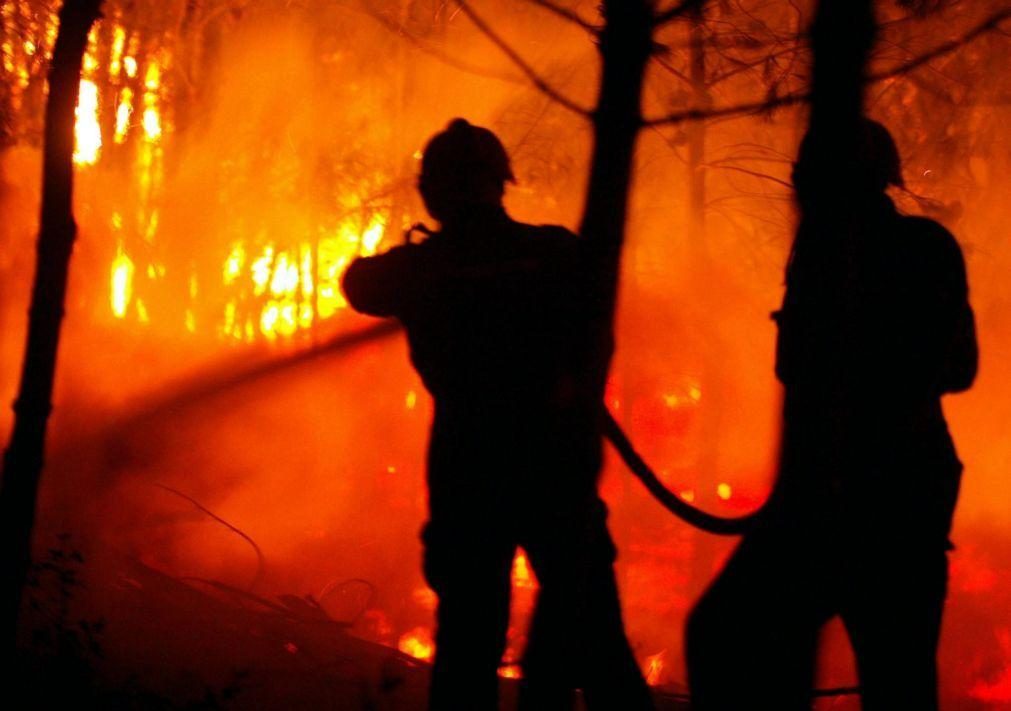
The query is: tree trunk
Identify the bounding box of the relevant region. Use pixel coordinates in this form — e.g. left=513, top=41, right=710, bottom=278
left=579, top=0, right=654, bottom=340
left=807, top=0, right=877, bottom=206
left=0, top=0, right=103, bottom=653
left=686, top=3, right=708, bottom=245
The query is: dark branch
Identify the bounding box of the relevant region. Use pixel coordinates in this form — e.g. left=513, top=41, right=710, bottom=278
left=645, top=7, right=1011, bottom=126
left=520, top=0, right=599, bottom=34
left=453, top=0, right=592, bottom=117
left=653, top=0, right=708, bottom=27
left=359, top=4, right=525, bottom=86
left=869, top=7, right=1011, bottom=83
left=644, top=92, right=805, bottom=127
left=156, top=484, right=266, bottom=593
left=709, top=163, right=794, bottom=189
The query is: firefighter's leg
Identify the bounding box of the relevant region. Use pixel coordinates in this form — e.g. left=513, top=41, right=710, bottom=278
left=841, top=547, right=947, bottom=711
left=422, top=519, right=515, bottom=711
left=520, top=499, right=654, bottom=711
left=685, top=527, right=827, bottom=711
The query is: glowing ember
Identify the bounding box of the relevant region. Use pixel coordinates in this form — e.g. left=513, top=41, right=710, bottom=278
left=499, top=664, right=522, bottom=679
left=643, top=649, right=666, bottom=686
left=511, top=550, right=537, bottom=589
left=110, top=244, right=134, bottom=319
left=411, top=586, right=437, bottom=610
left=398, top=627, right=435, bottom=662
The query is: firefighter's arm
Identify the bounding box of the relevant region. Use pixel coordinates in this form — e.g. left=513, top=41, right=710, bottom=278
left=923, top=220, right=978, bottom=394
left=944, top=301, right=978, bottom=393
left=341, top=245, right=417, bottom=318
left=938, top=234, right=978, bottom=393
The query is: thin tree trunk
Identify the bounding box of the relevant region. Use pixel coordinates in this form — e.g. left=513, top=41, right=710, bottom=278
left=807, top=0, right=876, bottom=208
left=687, top=3, right=708, bottom=245
left=684, top=2, right=726, bottom=595
left=0, top=0, right=103, bottom=653
left=579, top=0, right=654, bottom=343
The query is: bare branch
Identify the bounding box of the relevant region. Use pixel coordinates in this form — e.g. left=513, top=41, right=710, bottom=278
left=869, top=7, right=1011, bottom=83
left=359, top=3, right=525, bottom=86
left=708, top=163, right=793, bottom=189
left=519, top=0, right=600, bottom=34
left=645, top=7, right=1011, bottom=126
left=156, top=484, right=266, bottom=593
left=653, top=0, right=708, bottom=27
left=653, top=53, right=693, bottom=85
left=644, top=91, right=805, bottom=127
left=452, top=0, right=592, bottom=117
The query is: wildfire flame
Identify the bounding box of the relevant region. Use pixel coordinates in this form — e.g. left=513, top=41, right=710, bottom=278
left=67, top=20, right=391, bottom=341
left=110, top=242, right=134, bottom=319
left=74, top=79, right=101, bottom=165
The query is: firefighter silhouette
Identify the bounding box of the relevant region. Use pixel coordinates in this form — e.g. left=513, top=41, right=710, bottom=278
left=686, top=120, right=978, bottom=710
left=343, top=119, right=653, bottom=710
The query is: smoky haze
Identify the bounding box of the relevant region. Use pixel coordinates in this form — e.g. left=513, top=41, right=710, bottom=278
left=0, top=0, right=1009, bottom=706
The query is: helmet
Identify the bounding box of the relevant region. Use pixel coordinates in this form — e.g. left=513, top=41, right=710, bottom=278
left=420, top=118, right=515, bottom=191
left=796, top=118, right=904, bottom=192
left=858, top=119, right=904, bottom=189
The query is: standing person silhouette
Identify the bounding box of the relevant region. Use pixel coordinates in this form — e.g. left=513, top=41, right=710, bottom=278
left=342, top=119, right=653, bottom=711
left=685, top=120, right=978, bottom=710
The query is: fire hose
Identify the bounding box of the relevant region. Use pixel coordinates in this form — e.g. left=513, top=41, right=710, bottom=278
left=601, top=408, right=763, bottom=535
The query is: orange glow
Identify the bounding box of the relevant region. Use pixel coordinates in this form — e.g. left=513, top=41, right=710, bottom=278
left=6, top=5, right=1004, bottom=705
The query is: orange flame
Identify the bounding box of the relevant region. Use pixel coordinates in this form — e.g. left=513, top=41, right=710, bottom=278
left=398, top=627, right=435, bottom=662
